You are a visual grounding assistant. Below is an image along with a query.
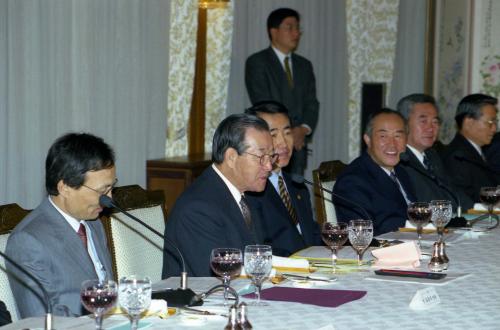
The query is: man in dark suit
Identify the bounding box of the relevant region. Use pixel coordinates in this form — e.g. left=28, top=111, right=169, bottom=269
left=245, top=8, right=319, bottom=176
left=334, top=109, right=416, bottom=236
left=397, top=94, right=473, bottom=211
left=0, top=301, right=11, bottom=326
left=245, top=101, right=321, bottom=257
left=484, top=132, right=500, bottom=173
left=440, top=94, right=499, bottom=202
left=162, top=114, right=274, bottom=277
left=6, top=133, right=115, bottom=318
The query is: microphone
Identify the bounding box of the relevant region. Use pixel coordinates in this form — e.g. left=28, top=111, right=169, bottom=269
left=290, top=174, right=372, bottom=222
left=0, top=251, right=53, bottom=329
left=99, top=195, right=200, bottom=307
left=399, top=152, right=466, bottom=226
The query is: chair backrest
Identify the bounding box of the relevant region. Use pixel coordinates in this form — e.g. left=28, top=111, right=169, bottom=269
left=0, top=203, right=30, bottom=322
left=101, top=185, right=167, bottom=283
left=312, top=160, right=347, bottom=226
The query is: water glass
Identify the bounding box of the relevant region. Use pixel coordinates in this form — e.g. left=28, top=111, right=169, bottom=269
left=348, top=219, right=373, bottom=266
left=118, top=276, right=152, bottom=330
left=430, top=200, right=452, bottom=241
left=244, top=245, right=272, bottom=306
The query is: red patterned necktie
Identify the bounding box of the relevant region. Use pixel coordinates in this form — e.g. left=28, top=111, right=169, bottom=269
left=77, top=223, right=88, bottom=250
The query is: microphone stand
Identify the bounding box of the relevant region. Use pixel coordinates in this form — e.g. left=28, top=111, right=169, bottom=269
left=0, top=251, right=53, bottom=330
left=99, top=195, right=200, bottom=307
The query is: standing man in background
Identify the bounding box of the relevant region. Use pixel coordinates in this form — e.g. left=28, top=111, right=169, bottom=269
left=245, top=7, right=319, bottom=176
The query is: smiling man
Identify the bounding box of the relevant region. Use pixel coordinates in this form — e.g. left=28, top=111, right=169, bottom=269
left=245, top=101, right=321, bottom=257
left=245, top=7, right=319, bottom=176
left=397, top=94, right=473, bottom=211
left=162, top=114, right=274, bottom=277
left=6, top=133, right=115, bottom=318
left=333, top=108, right=416, bottom=235
left=441, top=93, right=499, bottom=202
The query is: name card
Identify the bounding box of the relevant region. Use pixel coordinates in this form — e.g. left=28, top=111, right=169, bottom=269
left=409, top=287, right=440, bottom=310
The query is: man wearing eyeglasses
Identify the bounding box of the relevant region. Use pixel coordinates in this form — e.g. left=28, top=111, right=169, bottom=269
left=245, top=7, right=319, bottom=176
left=440, top=94, right=499, bottom=202
left=6, top=133, right=115, bottom=318
left=162, top=114, right=273, bottom=277
left=245, top=101, right=321, bottom=256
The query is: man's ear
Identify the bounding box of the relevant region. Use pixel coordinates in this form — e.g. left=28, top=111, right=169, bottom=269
left=363, top=134, right=371, bottom=149
left=224, top=147, right=239, bottom=168
left=57, top=180, right=70, bottom=198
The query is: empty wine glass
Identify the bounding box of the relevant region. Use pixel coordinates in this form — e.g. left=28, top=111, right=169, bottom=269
left=407, top=202, right=432, bottom=248
left=430, top=200, right=452, bottom=242
left=210, top=248, right=243, bottom=306
left=321, top=222, right=348, bottom=273
left=118, top=276, right=152, bottom=330
left=479, top=187, right=500, bottom=224
left=80, top=279, right=118, bottom=330
left=244, top=245, right=272, bottom=306
left=348, top=219, right=373, bottom=266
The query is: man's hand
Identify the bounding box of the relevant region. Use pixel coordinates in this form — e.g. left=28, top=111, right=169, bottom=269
left=292, top=126, right=309, bottom=151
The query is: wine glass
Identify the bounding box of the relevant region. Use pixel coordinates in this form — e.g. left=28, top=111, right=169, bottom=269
left=430, top=200, right=452, bottom=241
left=210, top=248, right=243, bottom=305
left=321, top=222, right=348, bottom=273
left=348, top=219, right=373, bottom=266
left=118, top=276, right=152, bottom=330
left=407, top=202, right=432, bottom=248
left=479, top=187, right=500, bottom=224
left=80, top=279, right=118, bottom=330
left=244, top=245, right=272, bottom=306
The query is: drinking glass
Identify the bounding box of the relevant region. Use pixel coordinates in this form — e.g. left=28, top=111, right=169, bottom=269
left=321, top=222, right=348, bottom=273
left=210, top=248, right=243, bottom=305
left=407, top=202, right=432, bottom=247
left=244, top=245, right=272, bottom=306
left=348, top=219, right=373, bottom=266
left=479, top=187, right=500, bottom=224
left=118, top=276, right=152, bottom=330
left=430, top=200, right=452, bottom=242
left=80, top=279, right=118, bottom=330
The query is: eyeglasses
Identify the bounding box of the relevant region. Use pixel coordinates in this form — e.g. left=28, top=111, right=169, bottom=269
left=280, top=24, right=302, bottom=34
left=243, top=152, right=279, bottom=166
left=480, top=119, right=497, bottom=128
left=82, top=178, right=118, bottom=196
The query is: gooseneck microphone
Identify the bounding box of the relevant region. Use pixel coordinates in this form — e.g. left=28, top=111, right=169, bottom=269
left=0, top=251, right=53, bottom=329
left=291, top=174, right=372, bottom=221
left=99, top=195, right=200, bottom=307
left=399, top=153, right=463, bottom=217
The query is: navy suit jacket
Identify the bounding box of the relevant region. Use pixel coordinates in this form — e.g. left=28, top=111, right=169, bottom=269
left=247, top=173, right=321, bottom=257
left=162, top=166, right=263, bottom=277
left=333, top=152, right=416, bottom=236
left=441, top=133, right=500, bottom=202
left=0, top=301, right=11, bottom=326
left=399, top=147, right=473, bottom=211
left=245, top=47, right=319, bottom=174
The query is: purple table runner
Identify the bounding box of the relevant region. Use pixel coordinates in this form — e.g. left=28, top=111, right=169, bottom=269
left=244, top=287, right=367, bottom=308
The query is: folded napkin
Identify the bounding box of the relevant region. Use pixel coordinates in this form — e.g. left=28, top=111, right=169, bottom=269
left=107, top=299, right=169, bottom=318
left=371, top=241, right=421, bottom=268
left=272, top=255, right=310, bottom=272
left=243, top=287, right=366, bottom=308
left=404, top=220, right=435, bottom=230
left=473, top=203, right=500, bottom=212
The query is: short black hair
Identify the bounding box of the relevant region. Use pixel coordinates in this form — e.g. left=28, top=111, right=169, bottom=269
left=364, top=108, right=407, bottom=136
left=267, top=8, right=300, bottom=40
left=396, top=93, right=439, bottom=120
left=455, top=93, right=498, bottom=129
left=45, top=133, right=115, bottom=195
left=212, top=114, right=269, bottom=164
left=245, top=100, right=290, bottom=119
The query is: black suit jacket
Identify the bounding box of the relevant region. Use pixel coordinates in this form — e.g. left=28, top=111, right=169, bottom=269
left=333, top=152, right=416, bottom=236
left=400, top=147, right=474, bottom=211
left=162, top=166, right=262, bottom=277
left=484, top=132, right=500, bottom=173
left=245, top=47, right=319, bottom=174
left=440, top=134, right=500, bottom=202
left=0, top=301, right=11, bottom=326
left=247, top=173, right=322, bottom=257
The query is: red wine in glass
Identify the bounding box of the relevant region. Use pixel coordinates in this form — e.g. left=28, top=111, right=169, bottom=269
left=81, top=291, right=118, bottom=314
left=210, top=258, right=243, bottom=278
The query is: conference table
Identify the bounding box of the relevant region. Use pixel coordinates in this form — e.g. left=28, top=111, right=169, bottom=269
left=3, top=224, right=500, bottom=330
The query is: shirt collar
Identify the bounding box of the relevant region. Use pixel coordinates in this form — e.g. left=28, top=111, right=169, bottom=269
left=406, top=144, right=426, bottom=165
left=48, top=196, right=84, bottom=232
left=212, top=164, right=243, bottom=203
left=271, top=46, right=291, bottom=67
left=466, top=138, right=484, bottom=158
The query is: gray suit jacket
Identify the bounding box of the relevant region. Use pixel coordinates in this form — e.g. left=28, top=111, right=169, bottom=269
left=5, top=198, right=113, bottom=318
left=245, top=47, right=319, bottom=174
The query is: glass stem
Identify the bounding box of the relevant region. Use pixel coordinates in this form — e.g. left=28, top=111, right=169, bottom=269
left=357, top=250, right=364, bottom=266
left=222, top=276, right=230, bottom=305
left=130, top=316, right=139, bottom=330
left=331, top=248, right=337, bottom=274
left=255, top=281, right=262, bottom=304
left=417, top=226, right=422, bottom=249
left=95, top=313, right=103, bottom=330
left=488, top=206, right=493, bottom=224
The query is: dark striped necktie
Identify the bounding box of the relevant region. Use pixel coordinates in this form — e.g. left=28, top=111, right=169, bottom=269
left=284, top=56, right=294, bottom=88
left=278, top=176, right=298, bottom=226
left=239, top=196, right=252, bottom=229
